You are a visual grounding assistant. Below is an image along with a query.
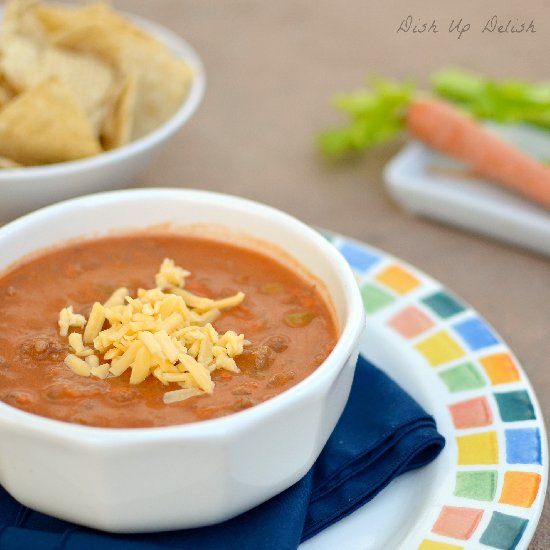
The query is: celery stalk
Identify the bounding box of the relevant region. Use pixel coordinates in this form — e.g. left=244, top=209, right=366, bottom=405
left=432, top=68, right=550, bottom=129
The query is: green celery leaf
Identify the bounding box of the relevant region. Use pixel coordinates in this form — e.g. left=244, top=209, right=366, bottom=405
left=318, top=78, right=414, bottom=157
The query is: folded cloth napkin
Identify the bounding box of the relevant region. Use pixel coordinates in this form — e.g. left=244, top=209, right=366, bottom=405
left=0, top=355, right=445, bottom=550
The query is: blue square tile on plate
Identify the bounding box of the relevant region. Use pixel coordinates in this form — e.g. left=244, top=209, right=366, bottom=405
left=337, top=242, right=382, bottom=273
left=505, top=428, right=542, bottom=465
left=453, top=317, right=499, bottom=351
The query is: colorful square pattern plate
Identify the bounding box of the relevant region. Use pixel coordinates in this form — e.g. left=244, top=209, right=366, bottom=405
left=302, top=232, right=547, bottom=550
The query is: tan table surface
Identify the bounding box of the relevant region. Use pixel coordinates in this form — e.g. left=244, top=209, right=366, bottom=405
left=42, top=0, right=550, bottom=547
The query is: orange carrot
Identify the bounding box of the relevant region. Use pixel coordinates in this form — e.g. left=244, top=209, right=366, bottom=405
left=406, top=97, right=550, bottom=208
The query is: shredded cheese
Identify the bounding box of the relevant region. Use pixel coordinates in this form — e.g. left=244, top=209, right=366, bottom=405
left=64, top=354, right=91, bottom=377
left=58, top=258, right=248, bottom=404
left=58, top=306, right=86, bottom=337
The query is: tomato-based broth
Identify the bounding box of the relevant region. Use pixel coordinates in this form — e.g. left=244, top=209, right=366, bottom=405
left=0, top=234, right=338, bottom=428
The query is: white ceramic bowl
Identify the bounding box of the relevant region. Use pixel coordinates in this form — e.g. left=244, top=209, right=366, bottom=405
left=0, top=189, right=365, bottom=533
left=0, top=13, right=205, bottom=223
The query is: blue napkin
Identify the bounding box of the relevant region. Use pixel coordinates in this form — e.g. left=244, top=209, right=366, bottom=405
left=0, top=356, right=445, bottom=550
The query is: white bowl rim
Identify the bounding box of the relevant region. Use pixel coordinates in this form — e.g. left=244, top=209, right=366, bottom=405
left=0, top=188, right=365, bottom=443
left=0, top=9, right=206, bottom=180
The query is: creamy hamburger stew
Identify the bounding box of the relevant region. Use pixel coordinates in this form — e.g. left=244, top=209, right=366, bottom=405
left=0, top=190, right=363, bottom=532
left=0, top=232, right=338, bottom=428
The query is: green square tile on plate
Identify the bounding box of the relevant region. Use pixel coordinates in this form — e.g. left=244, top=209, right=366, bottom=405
left=454, top=471, right=498, bottom=501
left=479, top=511, right=528, bottom=549
left=360, top=283, right=395, bottom=314
left=422, top=291, right=465, bottom=319
left=439, top=362, right=487, bottom=392
left=494, top=391, right=536, bottom=422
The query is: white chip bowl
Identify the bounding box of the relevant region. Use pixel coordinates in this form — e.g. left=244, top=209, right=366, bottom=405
left=0, top=12, right=205, bottom=223
left=0, top=188, right=365, bottom=532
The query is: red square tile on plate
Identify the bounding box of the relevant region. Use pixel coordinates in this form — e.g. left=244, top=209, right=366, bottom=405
left=432, top=506, right=484, bottom=540
left=449, top=397, right=493, bottom=429
left=388, top=305, right=434, bottom=338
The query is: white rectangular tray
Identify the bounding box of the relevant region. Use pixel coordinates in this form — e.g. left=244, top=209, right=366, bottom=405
left=384, top=124, right=550, bottom=258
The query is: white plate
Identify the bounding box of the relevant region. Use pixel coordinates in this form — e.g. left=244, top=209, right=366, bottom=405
left=302, top=232, right=548, bottom=550
left=384, top=124, right=550, bottom=258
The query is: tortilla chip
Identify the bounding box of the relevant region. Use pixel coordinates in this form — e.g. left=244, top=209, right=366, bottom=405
left=0, top=0, right=194, bottom=164
left=0, top=155, right=22, bottom=169
left=0, top=33, right=115, bottom=134
left=101, top=76, right=137, bottom=150
left=38, top=2, right=192, bottom=139
left=0, top=77, right=16, bottom=109
left=0, top=78, right=101, bottom=165
left=36, top=3, right=156, bottom=50
left=121, top=40, right=193, bottom=139
left=2, top=0, right=45, bottom=42
left=31, top=2, right=77, bottom=34
left=36, top=3, right=156, bottom=72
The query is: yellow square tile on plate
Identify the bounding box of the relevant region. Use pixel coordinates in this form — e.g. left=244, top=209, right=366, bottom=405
left=457, top=432, right=499, bottom=465
left=419, top=540, right=464, bottom=550
left=415, top=331, right=465, bottom=367
left=376, top=264, right=420, bottom=294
